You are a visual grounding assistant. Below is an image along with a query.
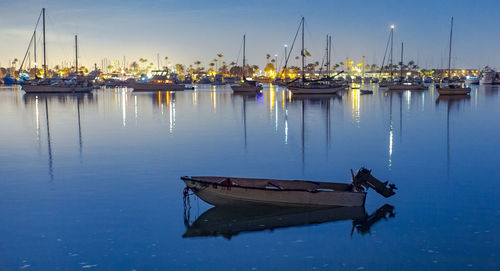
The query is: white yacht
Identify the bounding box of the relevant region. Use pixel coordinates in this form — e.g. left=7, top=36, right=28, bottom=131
left=479, top=68, right=496, bottom=85
left=464, top=75, right=479, bottom=85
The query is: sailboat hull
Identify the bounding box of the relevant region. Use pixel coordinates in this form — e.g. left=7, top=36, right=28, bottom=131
left=287, top=85, right=345, bottom=95
left=231, top=85, right=263, bottom=92
left=131, top=82, right=186, bottom=91
left=437, top=87, right=471, bottom=95
left=388, top=84, right=427, bottom=90
left=22, top=84, right=93, bottom=93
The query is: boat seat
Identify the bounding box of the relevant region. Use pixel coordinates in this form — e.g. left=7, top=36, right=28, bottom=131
left=266, top=181, right=283, bottom=190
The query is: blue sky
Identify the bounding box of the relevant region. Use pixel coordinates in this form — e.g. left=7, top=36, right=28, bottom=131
left=1, top=0, right=499, bottom=70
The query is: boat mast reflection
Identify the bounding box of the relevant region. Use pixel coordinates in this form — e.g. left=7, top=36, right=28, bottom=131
left=183, top=204, right=395, bottom=240
left=23, top=93, right=94, bottom=180
left=436, top=95, right=471, bottom=176
left=76, top=96, right=83, bottom=162
left=44, top=98, right=54, bottom=180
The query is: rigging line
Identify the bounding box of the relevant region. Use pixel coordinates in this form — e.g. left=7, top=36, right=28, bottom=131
left=19, top=10, right=43, bottom=73
left=379, top=31, right=391, bottom=77
left=283, top=19, right=302, bottom=70
left=235, top=37, right=243, bottom=67
left=46, top=14, right=71, bottom=67
left=304, top=20, right=320, bottom=60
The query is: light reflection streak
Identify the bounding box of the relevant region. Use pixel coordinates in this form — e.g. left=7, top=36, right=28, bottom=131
left=275, top=97, right=278, bottom=132
left=121, top=89, right=127, bottom=126
left=284, top=108, right=288, bottom=144
left=406, top=91, right=411, bottom=111
left=388, top=91, right=393, bottom=169
left=134, top=95, right=138, bottom=120
left=351, top=89, right=360, bottom=124
left=169, top=93, right=176, bottom=134
left=421, top=92, right=425, bottom=110
left=35, top=96, right=40, bottom=140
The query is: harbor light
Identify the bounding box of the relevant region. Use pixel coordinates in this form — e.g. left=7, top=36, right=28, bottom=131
left=391, top=25, right=395, bottom=29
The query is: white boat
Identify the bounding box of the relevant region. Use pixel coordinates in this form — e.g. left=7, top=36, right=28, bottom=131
left=464, top=75, right=479, bottom=85
left=479, top=68, right=496, bottom=85
left=181, top=168, right=396, bottom=208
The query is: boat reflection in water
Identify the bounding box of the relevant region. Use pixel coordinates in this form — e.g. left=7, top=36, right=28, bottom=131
left=183, top=204, right=395, bottom=240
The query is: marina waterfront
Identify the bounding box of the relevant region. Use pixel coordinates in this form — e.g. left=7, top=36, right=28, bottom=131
left=0, top=84, right=499, bottom=270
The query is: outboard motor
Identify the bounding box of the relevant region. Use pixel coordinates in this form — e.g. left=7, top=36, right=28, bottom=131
left=351, top=167, right=397, bottom=198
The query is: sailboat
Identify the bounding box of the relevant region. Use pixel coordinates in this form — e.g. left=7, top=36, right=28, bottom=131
left=388, top=43, right=427, bottom=90
left=436, top=17, right=471, bottom=96
left=286, top=17, right=345, bottom=95
left=231, top=35, right=263, bottom=92
left=21, top=9, right=93, bottom=94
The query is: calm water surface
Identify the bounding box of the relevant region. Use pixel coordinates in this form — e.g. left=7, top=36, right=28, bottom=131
left=0, top=84, right=499, bottom=270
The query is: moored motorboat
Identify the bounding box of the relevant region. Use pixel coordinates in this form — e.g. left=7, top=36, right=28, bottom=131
left=181, top=168, right=396, bottom=208
left=132, top=70, right=187, bottom=91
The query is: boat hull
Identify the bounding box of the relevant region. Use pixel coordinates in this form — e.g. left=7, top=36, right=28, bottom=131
left=22, top=84, right=93, bottom=93
left=182, top=177, right=367, bottom=208
left=437, top=88, right=471, bottom=95
left=231, top=85, right=263, bottom=92
left=131, top=82, right=186, bottom=91
left=387, top=84, right=427, bottom=90
left=286, top=85, right=345, bottom=95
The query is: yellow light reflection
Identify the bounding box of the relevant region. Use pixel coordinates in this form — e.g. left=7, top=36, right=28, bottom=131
left=351, top=89, right=360, bottom=124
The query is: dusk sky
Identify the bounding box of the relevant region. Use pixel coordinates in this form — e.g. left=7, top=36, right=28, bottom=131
left=1, top=0, right=499, bottom=70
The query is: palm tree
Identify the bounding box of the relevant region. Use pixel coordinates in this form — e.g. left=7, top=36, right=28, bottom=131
left=213, top=58, right=218, bottom=72
left=130, top=61, right=139, bottom=73
left=217, top=53, right=223, bottom=67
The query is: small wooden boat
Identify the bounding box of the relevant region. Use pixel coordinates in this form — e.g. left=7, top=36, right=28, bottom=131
left=181, top=168, right=396, bottom=208
left=360, top=89, right=373, bottom=95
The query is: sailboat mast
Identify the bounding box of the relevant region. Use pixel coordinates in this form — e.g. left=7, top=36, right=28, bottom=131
left=328, top=35, right=332, bottom=78
left=390, top=25, right=394, bottom=81
left=75, top=35, right=78, bottom=74
left=34, top=31, right=37, bottom=74
left=447, top=17, right=454, bottom=80
left=301, top=17, right=305, bottom=81
left=325, top=35, right=329, bottom=77
left=42, top=8, right=47, bottom=78
left=284, top=45, right=287, bottom=82
left=242, top=35, right=246, bottom=80
left=400, top=42, right=403, bottom=79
